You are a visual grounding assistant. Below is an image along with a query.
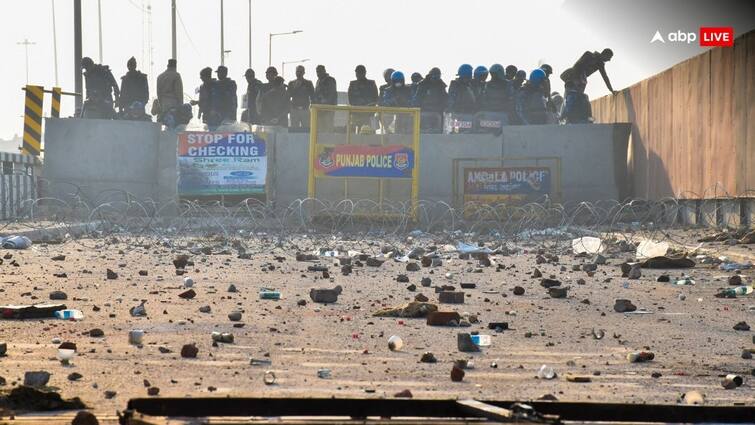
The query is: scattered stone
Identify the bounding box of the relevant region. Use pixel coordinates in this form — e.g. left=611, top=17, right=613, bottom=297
left=89, top=328, right=105, bottom=337
left=420, top=352, right=437, bottom=363
left=104, top=390, right=117, bottom=399
left=147, top=386, right=160, bottom=396
left=414, top=293, right=429, bottom=302
left=228, top=311, right=242, bottom=321
left=396, top=274, right=409, bottom=283
left=138, top=270, right=148, bottom=276
left=180, top=344, right=199, bottom=358
left=457, top=333, right=480, bottom=352
left=227, top=284, right=238, bottom=293
left=68, top=372, right=83, bottom=381
left=24, top=370, right=51, bottom=387
left=49, top=290, right=67, bottom=300
left=394, top=389, right=413, bottom=398
left=0, top=342, right=6, bottom=356
left=297, top=299, right=307, bottom=306
left=548, top=287, right=568, bottom=298
left=728, top=275, right=743, bottom=286
left=199, top=305, right=211, bottom=313
left=130, top=301, right=147, bottom=317
left=51, top=255, right=66, bottom=261
left=406, top=263, right=420, bottom=272
left=733, top=321, right=750, bottom=331
left=450, top=365, right=465, bottom=382
left=532, top=268, right=542, bottom=278
left=421, top=277, right=432, bottom=287
left=540, top=278, right=561, bottom=288
left=614, top=299, right=637, bottom=313
left=657, top=275, right=670, bottom=282
left=627, top=351, right=655, bottom=363
left=628, top=264, right=642, bottom=280
left=72, top=411, right=99, bottom=425
left=310, top=285, right=343, bottom=303
left=374, top=302, right=438, bottom=318
left=106, top=269, right=118, bottom=280
left=178, top=289, right=196, bottom=299
left=366, top=257, right=384, bottom=267
left=513, top=286, right=525, bottom=296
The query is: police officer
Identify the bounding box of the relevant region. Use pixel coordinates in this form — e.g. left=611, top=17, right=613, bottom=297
left=287, top=65, right=314, bottom=128
left=515, top=69, right=548, bottom=125
left=413, top=67, right=447, bottom=113
left=81, top=56, right=120, bottom=118
left=118, top=57, right=148, bottom=116
left=260, top=76, right=290, bottom=126
left=382, top=71, right=412, bottom=133
left=471, top=65, right=488, bottom=106
left=504, top=65, right=518, bottom=82
left=215, top=65, right=237, bottom=122
left=512, top=69, right=526, bottom=92
left=243, top=68, right=263, bottom=124
left=561, top=80, right=592, bottom=124
left=480, top=64, right=512, bottom=112
left=378, top=68, right=395, bottom=105
left=347, top=65, right=378, bottom=132
left=409, top=72, right=423, bottom=101
left=447, top=64, right=477, bottom=113
left=190, top=67, right=220, bottom=128
left=313, top=65, right=337, bottom=131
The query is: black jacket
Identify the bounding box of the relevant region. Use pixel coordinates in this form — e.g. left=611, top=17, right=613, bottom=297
left=287, top=78, right=314, bottom=109
left=413, top=78, right=447, bottom=113
left=313, top=74, right=337, bottom=105
left=348, top=78, right=378, bottom=106
left=119, top=70, right=148, bottom=109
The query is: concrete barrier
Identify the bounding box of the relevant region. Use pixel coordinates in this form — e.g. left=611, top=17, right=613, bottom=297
left=42, top=118, right=630, bottom=209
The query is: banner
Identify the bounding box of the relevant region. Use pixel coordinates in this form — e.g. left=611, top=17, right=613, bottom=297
left=463, top=166, right=551, bottom=203
left=177, top=132, right=267, bottom=196
left=314, top=144, right=414, bottom=178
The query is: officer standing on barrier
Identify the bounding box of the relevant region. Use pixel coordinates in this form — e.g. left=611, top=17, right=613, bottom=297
left=409, top=72, right=423, bottom=101
left=378, top=68, right=395, bottom=106
left=382, top=71, right=413, bottom=133
left=242, top=68, right=263, bottom=125
left=561, top=80, right=592, bottom=124
left=505, top=65, right=518, bottom=82
left=81, top=56, right=120, bottom=119
left=155, top=59, right=184, bottom=123
left=471, top=65, right=488, bottom=107
left=215, top=65, right=238, bottom=123
left=260, top=76, right=290, bottom=126
left=413, top=67, right=447, bottom=112
left=191, top=67, right=220, bottom=129
left=287, top=65, right=314, bottom=128
left=118, top=57, right=148, bottom=117
left=480, top=64, right=511, bottom=112
left=313, top=65, right=337, bottom=131
left=347, top=65, right=378, bottom=132
left=515, top=69, right=548, bottom=125
left=447, top=64, right=478, bottom=113
left=512, top=69, right=526, bottom=92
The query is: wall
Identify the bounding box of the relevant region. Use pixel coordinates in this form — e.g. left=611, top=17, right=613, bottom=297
left=42, top=118, right=629, bottom=208
left=591, top=30, right=754, bottom=200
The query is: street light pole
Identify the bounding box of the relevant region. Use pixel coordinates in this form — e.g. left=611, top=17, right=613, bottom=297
left=220, top=0, right=225, bottom=65
left=17, top=39, right=36, bottom=84
left=281, top=58, right=309, bottom=80
left=171, top=0, right=176, bottom=60
left=74, top=0, right=82, bottom=111
left=268, top=30, right=303, bottom=67
left=51, top=0, right=59, bottom=86
left=97, top=0, right=103, bottom=63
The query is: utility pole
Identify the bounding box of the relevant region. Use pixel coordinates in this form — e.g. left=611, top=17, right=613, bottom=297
left=220, top=0, right=225, bottom=65
left=97, top=0, right=103, bottom=63
left=171, top=0, right=176, bottom=59
left=248, top=0, right=252, bottom=69
left=17, top=39, right=36, bottom=84
left=51, top=0, right=59, bottom=86
left=74, top=0, right=82, bottom=111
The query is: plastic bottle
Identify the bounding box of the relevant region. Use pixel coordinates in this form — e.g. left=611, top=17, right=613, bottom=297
left=537, top=365, right=556, bottom=380
left=54, top=309, right=84, bottom=320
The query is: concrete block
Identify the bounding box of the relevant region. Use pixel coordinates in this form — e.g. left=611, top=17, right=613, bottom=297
left=439, top=291, right=465, bottom=304
left=699, top=199, right=719, bottom=227
left=679, top=200, right=698, bottom=226
left=720, top=199, right=742, bottom=228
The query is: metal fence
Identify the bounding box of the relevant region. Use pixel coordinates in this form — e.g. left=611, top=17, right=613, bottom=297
left=0, top=152, right=39, bottom=220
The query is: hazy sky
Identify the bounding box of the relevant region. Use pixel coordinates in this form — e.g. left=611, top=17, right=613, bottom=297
left=1, top=0, right=753, bottom=142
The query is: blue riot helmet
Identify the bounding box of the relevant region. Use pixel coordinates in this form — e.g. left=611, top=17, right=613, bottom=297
left=529, top=68, right=546, bottom=85
left=457, top=64, right=473, bottom=79
left=390, top=70, right=405, bottom=87
left=473, top=65, right=488, bottom=80
left=489, top=64, right=505, bottom=80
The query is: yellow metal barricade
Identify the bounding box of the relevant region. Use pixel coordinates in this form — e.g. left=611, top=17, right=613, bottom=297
left=307, top=104, right=420, bottom=219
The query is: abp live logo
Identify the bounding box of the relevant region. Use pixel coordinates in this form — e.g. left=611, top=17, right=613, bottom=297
left=650, top=27, right=733, bottom=47
left=700, top=27, right=733, bottom=47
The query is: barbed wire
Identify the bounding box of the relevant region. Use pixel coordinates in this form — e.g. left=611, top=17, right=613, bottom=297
left=2, top=180, right=752, bottom=259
